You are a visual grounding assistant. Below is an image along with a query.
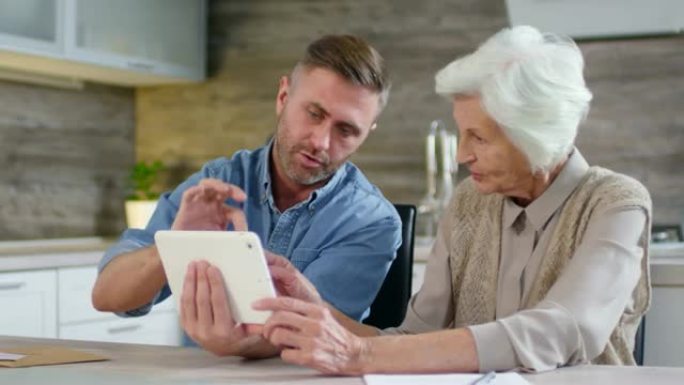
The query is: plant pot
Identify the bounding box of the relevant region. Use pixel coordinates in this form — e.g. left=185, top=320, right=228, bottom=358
left=125, top=200, right=158, bottom=229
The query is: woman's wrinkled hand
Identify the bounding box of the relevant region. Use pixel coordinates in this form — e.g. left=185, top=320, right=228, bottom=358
left=252, top=297, right=368, bottom=375
left=264, top=252, right=323, bottom=306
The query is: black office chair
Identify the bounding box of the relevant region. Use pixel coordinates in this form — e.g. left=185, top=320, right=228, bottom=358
left=363, top=204, right=416, bottom=329
left=634, top=317, right=645, bottom=365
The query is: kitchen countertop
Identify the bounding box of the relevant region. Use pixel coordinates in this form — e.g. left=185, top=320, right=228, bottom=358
left=2, top=236, right=683, bottom=284
left=0, top=336, right=684, bottom=385
left=414, top=239, right=684, bottom=286
left=0, top=237, right=113, bottom=272
left=2, top=335, right=684, bottom=385
left=415, top=238, right=684, bottom=262
left=650, top=241, right=684, bottom=259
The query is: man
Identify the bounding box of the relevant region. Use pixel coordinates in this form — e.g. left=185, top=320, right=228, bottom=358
left=92, top=35, right=402, bottom=358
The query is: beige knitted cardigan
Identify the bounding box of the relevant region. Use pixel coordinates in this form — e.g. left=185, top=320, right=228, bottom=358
left=446, top=166, right=652, bottom=365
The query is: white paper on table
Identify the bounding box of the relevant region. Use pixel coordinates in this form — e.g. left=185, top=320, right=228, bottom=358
left=364, top=372, right=530, bottom=385
left=0, top=352, right=26, bottom=361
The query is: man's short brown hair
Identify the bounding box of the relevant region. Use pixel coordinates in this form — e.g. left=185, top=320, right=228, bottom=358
left=293, top=35, right=391, bottom=110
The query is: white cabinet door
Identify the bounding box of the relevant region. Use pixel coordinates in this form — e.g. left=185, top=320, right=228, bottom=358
left=0, top=0, right=204, bottom=85
left=58, top=265, right=112, bottom=324
left=643, top=286, right=684, bottom=367
left=57, top=264, right=180, bottom=346
left=0, top=0, right=63, bottom=53
left=60, top=312, right=181, bottom=346
left=0, top=270, right=57, bottom=338
left=58, top=265, right=175, bottom=324
left=66, top=0, right=204, bottom=81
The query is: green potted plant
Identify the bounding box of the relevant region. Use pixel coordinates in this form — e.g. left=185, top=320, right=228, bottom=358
left=125, top=160, right=165, bottom=229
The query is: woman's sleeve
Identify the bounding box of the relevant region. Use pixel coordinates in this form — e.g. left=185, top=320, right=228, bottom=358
left=468, top=207, right=647, bottom=372
left=382, top=209, right=456, bottom=335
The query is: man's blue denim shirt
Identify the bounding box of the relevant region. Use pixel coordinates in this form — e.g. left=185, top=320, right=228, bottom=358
left=99, top=142, right=402, bottom=321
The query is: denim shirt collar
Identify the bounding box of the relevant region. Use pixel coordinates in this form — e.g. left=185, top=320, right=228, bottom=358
left=257, top=138, right=348, bottom=212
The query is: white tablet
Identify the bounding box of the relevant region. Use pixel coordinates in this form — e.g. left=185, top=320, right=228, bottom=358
left=154, top=230, right=276, bottom=324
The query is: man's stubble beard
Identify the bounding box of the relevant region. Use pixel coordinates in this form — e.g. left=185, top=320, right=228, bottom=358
left=274, top=113, right=336, bottom=187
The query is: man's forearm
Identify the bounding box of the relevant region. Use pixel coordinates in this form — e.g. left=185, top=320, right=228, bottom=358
left=92, top=246, right=167, bottom=313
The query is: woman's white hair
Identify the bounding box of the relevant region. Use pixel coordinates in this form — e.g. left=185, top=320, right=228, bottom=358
left=435, top=25, right=593, bottom=173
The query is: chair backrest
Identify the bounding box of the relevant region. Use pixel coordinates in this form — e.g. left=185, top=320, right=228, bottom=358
left=633, top=316, right=645, bottom=365
left=363, top=204, right=416, bottom=329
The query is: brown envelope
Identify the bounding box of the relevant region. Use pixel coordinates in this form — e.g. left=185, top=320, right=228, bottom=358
left=0, top=346, right=108, bottom=368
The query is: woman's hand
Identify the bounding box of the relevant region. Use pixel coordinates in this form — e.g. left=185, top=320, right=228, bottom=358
left=265, top=252, right=323, bottom=306
left=172, top=179, right=247, bottom=231
left=252, top=297, right=369, bottom=375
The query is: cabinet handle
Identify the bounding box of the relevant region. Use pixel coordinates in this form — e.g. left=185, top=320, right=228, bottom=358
left=126, top=61, right=155, bottom=72
left=107, top=324, right=142, bottom=334
left=0, top=282, right=25, bottom=290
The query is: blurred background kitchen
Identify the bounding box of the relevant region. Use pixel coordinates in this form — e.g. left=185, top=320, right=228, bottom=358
left=1, top=0, right=682, bottom=240
left=0, top=0, right=683, bottom=367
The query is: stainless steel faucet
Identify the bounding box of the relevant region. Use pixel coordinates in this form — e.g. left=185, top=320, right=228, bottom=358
left=417, top=120, right=458, bottom=241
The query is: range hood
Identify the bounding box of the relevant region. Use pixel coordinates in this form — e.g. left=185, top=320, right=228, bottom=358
left=505, top=0, right=684, bottom=39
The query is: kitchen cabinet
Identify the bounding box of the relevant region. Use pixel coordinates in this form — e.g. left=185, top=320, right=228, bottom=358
left=0, top=240, right=182, bottom=346
left=642, top=248, right=684, bottom=367
left=643, top=286, right=684, bottom=367
left=0, top=0, right=205, bottom=86
left=60, top=311, right=179, bottom=346
left=0, top=0, right=62, bottom=54
left=58, top=265, right=111, bottom=324
left=67, top=0, right=204, bottom=82
left=0, top=270, right=57, bottom=338
left=57, top=265, right=181, bottom=346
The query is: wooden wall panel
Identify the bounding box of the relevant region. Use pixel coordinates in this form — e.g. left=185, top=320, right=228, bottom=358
left=2, top=0, right=681, bottom=240
left=0, top=81, right=134, bottom=239
left=138, top=0, right=683, bottom=225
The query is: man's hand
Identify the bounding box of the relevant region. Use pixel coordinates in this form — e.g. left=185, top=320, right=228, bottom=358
left=172, top=179, right=247, bottom=231
left=265, top=252, right=323, bottom=305
left=180, top=260, right=255, bottom=356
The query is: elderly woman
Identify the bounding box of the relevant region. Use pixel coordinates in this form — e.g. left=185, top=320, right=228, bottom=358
left=252, top=25, right=651, bottom=374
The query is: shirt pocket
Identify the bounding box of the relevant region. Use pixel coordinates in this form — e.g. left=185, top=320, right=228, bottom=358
left=290, top=247, right=321, bottom=271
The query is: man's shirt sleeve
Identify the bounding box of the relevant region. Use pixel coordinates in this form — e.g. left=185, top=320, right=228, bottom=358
left=301, top=213, right=402, bottom=321
left=97, top=163, right=218, bottom=317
